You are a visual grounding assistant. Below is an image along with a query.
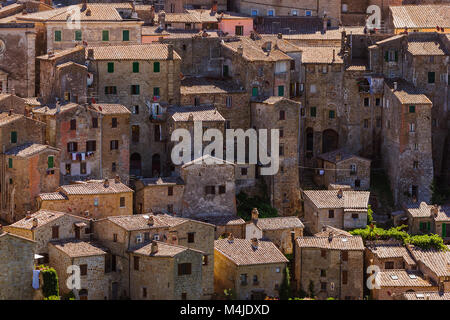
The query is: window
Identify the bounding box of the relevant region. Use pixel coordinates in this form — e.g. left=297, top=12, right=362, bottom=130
left=153, top=87, right=160, bottom=97
left=194, top=97, right=200, bottom=106
left=55, top=30, right=61, bottom=42
left=67, top=142, right=78, bottom=152
left=352, top=213, right=358, bottom=219
left=112, top=162, right=116, bottom=172
left=10, top=131, right=17, bottom=143
left=240, top=274, right=248, bottom=285
left=132, top=62, right=139, bottom=73
left=110, top=140, right=119, bottom=150
left=188, top=232, right=195, bottom=243
left=409, top=123, right=415, bottom=132
left=102, top=30, right=109, bottom=41
left=409, top=105, right=415, bottom=113
left=86, top=140, right=96, bottom=152
left=279, top=110, right=285, bottom=120
left=113, top=233, right=118, bottom=242
left=142, top=287, right=147, bottom=298
left=279, top=144, right=284, bottom=156
left=202, top=255, right=208, bottom=265
left=52, top=226, right=59, bottom=239
left=48, top=156, right=54, bottom=169
left=310, top=107, right=317, bottom=117
left=132, top=105, right=139, bottom=114
left=205, top=186, right=215, bottom=195
left=413, top=161, right=419, bottom=169
left=342, top=270, right=348, bottom=285
left=92, top=117, right=98, bottom=128
left=305, top=10, right=312, bottom=16
left=292, top=9, right=298, bottom=16
left=168, top=204, right=173, bottom=213
left=251, top=9, right=258, bottom=16
left=226, top=96, right=232, bottom=108
left=111, top=117, right=117, bottom=128
left=168, top=186, right=173, bottom=196
left=376, top=98, right=381, bottom=106
left=320, top=282, right=327, bottom=291
left=320, top=269, right=326, bottom=277
left=385, top=50, right=398, bottom=62
left=252, top=87, right=258, bottom=97
left=107, top=62, right=114, bottom=73
left=131, top=85, right=140, bottom=95
left=278, top=85, right=284, bottom=96
left=253, top=275, right=259, bottom=284
left=321, top=249, right=327, bottom=258
left=329, top=110, right=335, bottom=119
left=80, top=264, right=87, bottom=276
left=355, top=179, right=361, bottom=188
left=364, top=97, right=369, bottom=106
left=218, top=185, right=226, bottom=194
left=267, top=9, right=274, bottom=16
left=105, top=86, right=117, bottom=94
left=364, top=119, right=369, bottom=128
left=350, top=164, right=357, bottom=174
left=235, top=25, right=243, bottom=36
left=7, top=157, right=12, bottom=169
left=153, top=62, right=160, bottom=73
left=75, top=30, right=82, bottom=41
left=65, top=163, right=71, bottom=175
left=279, top=128, right=284, bottom=138
left=241, top=167, right=248, bottom=176
left=328, top=210, right=334, bottom=218
left=134, top=256, right=139, bottom=271
left=122, top=30, right=129, bottom=41
left=80, top=162, right=86, bottom=174
left=428, top=72, right=435, bottom=84
left=181, top=293, right=187, bottom=300
left=342, top=251, right=348, bottom=261
left=178, top=263, right=191, bottom=275
left=70, top=119, right=76, bottom=130
left=120, top=197, right=125, bottom=207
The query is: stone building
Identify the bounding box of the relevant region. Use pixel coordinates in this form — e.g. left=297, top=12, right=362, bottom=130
left=17, top=3, right=144, bottom=51
left=92, top=213, right=215, bottom=299
left=404, top=202, right=450, bottom=241
left=33, top=103, right=131, bottom=184
left=314, top=149, right=371, bottom=190
left=0, top=229, right=36, bottom=300
left=133, top=176, right=184, bottom=215
left=180, top=154, right=236, bottom=218
left=245, top=208, right=304, bottom=254
left=302, top=189, right=370, bottom=234
left=294, top=234, right=365, bottom=300
left=1, top=143, right=60, bottom=223
left=3, top=209, right=92, bottom=259
left=402, top=291, right=450, bottom=300
left=129, top=241, right=204, bottom=300
left=381, top=79, right=433, bottom=205
left=48, top=239, right=109, bottom=300
left=0, top=93, right=27, bottom=115
left=365, top=240, right=417, bottom=271
left=251, top=97, right=301, bottom=216
left=37, top=178, right=133, bottom=219
left=214, top=236, right=288, bottom=300
left=86, top=43, right=181, bottom=178
left=197, top=214, right=246, bottom=239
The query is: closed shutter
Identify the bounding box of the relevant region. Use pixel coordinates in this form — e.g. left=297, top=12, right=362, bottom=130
left=384, top=51, right=389, bottom=62
left=153, top=62, right=160, bottom=72
left=278, top=85, right=284, bottom=96
left=252, top=87, right=258, bottom=96
left=443, top=224, right=447, bottom=237
left=55, top=30, right=61, bottom=42
left=123, top=30, right=129, bottom=41
left=48, top=156, right=54, bottom=169
left=75, top=30, right=82, bottom=41
left=11, top=131, right=17, bottom=143
left=132, top=62, right=139, bottom=73
left=102, top=30, right=109, bottom=41
left=107, top=62, right=114, bottom=73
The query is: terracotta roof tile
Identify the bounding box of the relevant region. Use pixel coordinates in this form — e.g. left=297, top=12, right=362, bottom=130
left=38, top=192, right=68, bottom=201
left=168, top=105, right=225, bottom=122
left=403, top=291, right=450, bottom=300
left=408, top=246, right=450, bottom=277
left=390, top=5, right=450, bottom=29
left=366, top=241, right=416, bottom=265
left=303, top=190, right=370, bottom=209
left=132, top=241, right=193, bottom=257
left=92, top=104, right=130, bottom=115
left=87, top=44, right=181, bottom=60
left=50, top=240, right=107, bottom=257
left=386, top=79, right=432, bottom=105
left=315, top=226, right=352, bottom=237
left=221, top=37, right=293, bottom=62
left=317, top=149, right=370, bottom=164
left=106, top=213, right=186, bottom=231
left=254, top=216, right=304, bottom=230
left=376, top=270, right=433, bottom=287
left=58, top=179, right=133, bottom=195
left=0, top=112, right=23, bottom=126
left=296, top=45, right=343, bottom=64
left=180, top=77, right=246, bottom=94
left=4, top=143, right=59, bottom=158
left=140, top=177, right=184, bottom=186
left=215, top=238, right=288, bottom=266
left=196, top=215, right=245, bottom=226
left=7, top=210, right=66, bottom=230
left=296, top=236, right=364, bottom=250
left=37, top=46, right=84, bottom=60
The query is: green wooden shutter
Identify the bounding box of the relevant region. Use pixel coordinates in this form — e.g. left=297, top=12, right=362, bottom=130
left=384, top=51, right=389, bottom=62
left=442, top=223, right=447, bottom=237
left=123, top=30, right=130, bottom=41
left=102, top=30, right=109, bottom=41
left=394, top=51, right=398, bottom=62
left=107, top=62, right=114, bottom=73
left=409, top=105, right=415, bottom=113
left=8, top=158, right=12, bottom=168
left=132, top=62, right=139, bottom=73
left=153, top=87, right=160, bottom=96
left=48, top=156, right=54, bottom=169
left=153, top=62, right=160, bottom=72
left=311, top=107, right=316, bottom=117
left=75, top=30, right=82, bottom=41
left=252, top=87, right=258, bottom=97
left=278, top=85, right=284, bottom=97
left=11, top=131, right=17, bottom=143
left=55, top=30, right=61, bottom=42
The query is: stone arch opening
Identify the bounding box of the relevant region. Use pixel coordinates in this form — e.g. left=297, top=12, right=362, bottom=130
left=130, top=153, right=142, bottom=176
left=152, top=153, right=161, bottom=177
left=322, top=129, right=339, bottom=153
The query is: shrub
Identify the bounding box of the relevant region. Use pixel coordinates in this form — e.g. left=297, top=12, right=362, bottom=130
left=44, top=295, right=60, bottom=300
left=278, top=267, right=291, bottom=300
left=236, top=192, right=278, bottom=221
left=39, top=265, right=59, bottom=298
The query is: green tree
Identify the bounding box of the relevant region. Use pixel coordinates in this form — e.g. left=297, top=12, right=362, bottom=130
left=279, top=267, right=291, bottom=300
left=308, top=280, right=315, bottom=298
left=40, top=266, right=59, bottom=298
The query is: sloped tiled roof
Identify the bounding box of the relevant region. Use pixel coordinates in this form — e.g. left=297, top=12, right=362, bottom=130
left=87, top=44, right=181, bottom=61
left=296, top=45, right=343, bottom=64
left=7, top=210, right=66, bottom=230
left=106, top=214, right=186, bottom=231
left=366, top=241, right=416, bottom=265
left=221, top=37, right=293, bottom=62
left=315, top=225, right=352, bottom=237
left=303, top=190, right=370, bottom=209
left=403, top=291, right=450, bottom=300
left=132, top=241, right=199, bottom=257
left=405, top=203, right=450, bottom=221
left=385, top=79, right=432, bottom=105
left=284, top=27, right=365, bottom=41
left=408, top=246, right=450, bottom=277
left=38, top=192, right=68, bottom=201
left=0, top=112, right=23, bottom=126
left=140, top=177, right=184, bottom=186
left=50, top=240, right=107, bottom=257
left=296, top=236, right=364, bottom=251
left=92, top=104, right=130, bottom=115
left=180, top=77, right=245, bottom=94
left=317, top=149, right=370, bottom=164
left=376, top=270, right=433, bottom=287
left=37, top=46, right=84, bottom=61
left=33, top=103, right=79, bottom=115
left=407, top=34, right=449, bottom=56
left=168, top=105, right=225, bottom=122
left=215, top=238, right=288, bottom=266
left=196, top=215, right=245, bottom=226
left=253, top=216, right=304, bottom=230
left=390, top=5, right=450, bottom=29
left=58, top=179, right=133, bottom=195
left=4, top=143, right=59, bottom=158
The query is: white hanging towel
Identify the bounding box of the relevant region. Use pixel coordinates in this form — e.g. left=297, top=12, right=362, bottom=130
left=81, top=153, right=86, bottom=161
left=32, top=269, right=40, bottom=290
left=72, top=153, right=77, bottom=161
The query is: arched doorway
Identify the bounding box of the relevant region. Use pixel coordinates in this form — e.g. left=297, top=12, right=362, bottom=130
left=152, top=154, right=161, bottom=177
left=130, top=153, right=141, bottom=176
left=306, top=128, right=314, bottom=153
left=322, top=129, right=339, bottom=153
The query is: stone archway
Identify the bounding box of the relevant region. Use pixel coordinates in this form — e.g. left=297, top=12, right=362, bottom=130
left=322, top=129, right=339, bottom=153
left=130, top=153, right=142, bottom=176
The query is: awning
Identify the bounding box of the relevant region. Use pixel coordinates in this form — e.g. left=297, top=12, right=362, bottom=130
left=74, top=222, right=87, bottom=228
left=34, top=254, right=44, bottom=260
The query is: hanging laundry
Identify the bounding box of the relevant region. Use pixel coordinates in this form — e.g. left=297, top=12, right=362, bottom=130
left=32, top=269, right=40, bottom=290
left=81, top=153, right=86, bottom=161
left=72, top=153, right=77, bottom=161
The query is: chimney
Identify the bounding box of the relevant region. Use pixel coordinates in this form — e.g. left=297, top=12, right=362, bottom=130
left=251, top=237, right=259, bottom=249
left=328, top=232, right=333, bottom=242
left=84, top=211, right=89, bottom=217
left=114, top=175, right=120, bottom=183
left=32, top=218, right=38, bottom=228
left=332, top=49, right=336, bottom=63
left=151, top=241, right=158, bottom=254
left=148, top=216, right=154, bottom=226
left=158, top=11, right=166, bottom=29
left=323, top=18, right=328, bottom=34
left=211, top=0, right=218, bottom=13
left=56, top=100, right=61, bottom=113
left=335, top=152, right=341, bottom=161
left=337, top=188, right=343, bottom=199
left=168, top=44, right=174, bottom=60
left=227, top=233, right=234, bottom=243
left=277, top=33, right=282, bottom=39
left=8, top=109, right=12, bottom=116
left=47, top=50, right=54, bottom=58
left=25, top=211, right=32, bottom=220
left=251, top=208, right=259, bottom=221
left=104, top=179, right=109, bottom=188
left=237, top=45, right=243, bottom=56
left=431, top=204, right=439, bottom=217
left=86, top=8, right=91, bottom=16
left=393, top=82, right=398, bottom=91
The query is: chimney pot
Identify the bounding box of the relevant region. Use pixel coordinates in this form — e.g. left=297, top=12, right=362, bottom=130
left=227, top=233, right=234, bottom=243
left=151, top=241, right=158, bottom=254
left=148, top=216, right=154, bottom=226
left=251, top=237, right=258, bottom=249
left=337, top=189, right=343, bottom=199
left=32, top=218, right=38, bottom=228
left=114, top=175, right=120, bottom=183
left=328, top=232, right=333, bottom=242
left=104, top=179, right=109, bottom=188
left=251, top=208, right=259, bottom=221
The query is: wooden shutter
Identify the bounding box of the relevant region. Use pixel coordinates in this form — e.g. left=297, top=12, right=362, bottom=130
left=153, top=62, right=160, bottom=72
left=132, top=62, right=139, bottom=73
left=342, top=270, right=348, bottom=284
left=442, top=224, right=447, bottom=237
left=384, top=51, right=389, bottom=62
left=48, top=156, right=54, bottom=169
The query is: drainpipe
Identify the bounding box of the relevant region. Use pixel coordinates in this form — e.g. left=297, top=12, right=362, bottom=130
left=128, top=230, right=131, bottom=299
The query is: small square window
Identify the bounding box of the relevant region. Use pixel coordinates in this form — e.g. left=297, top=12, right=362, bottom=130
left=168, top=186, right=173, bottom=196
left=409, top=105, right=415, bottom=113
left=219, top=185, right=226, bottom=194
left=120, top=197, right=125, bottom=207
left=328, top=210, right=334, bottom=218
left=80, top=264, right=87, bottom=276
left=102, top=30, right=109, bottom=41
left=188, top=232, right=195, bottom=243
left=153, top=62, right=160, bottom=73
left=122, top=30, right=130, bottom=41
